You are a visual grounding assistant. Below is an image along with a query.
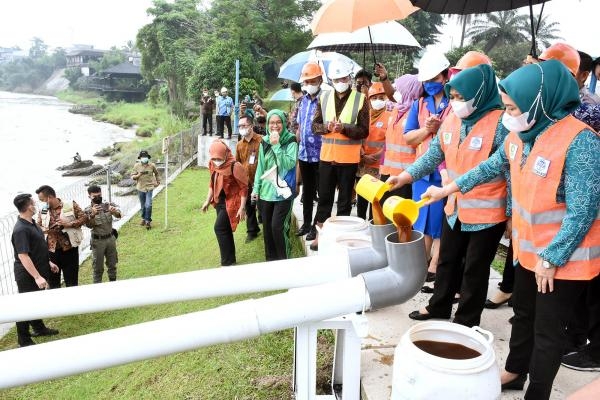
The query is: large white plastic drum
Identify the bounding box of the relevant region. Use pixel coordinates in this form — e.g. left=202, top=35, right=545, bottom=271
left=391, top=321, right=501, bottom=400
left=318, top=216, right=370, bottom=256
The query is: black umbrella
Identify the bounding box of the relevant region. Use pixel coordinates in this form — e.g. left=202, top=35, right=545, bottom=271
left=410, top=0, right=551, bottom=58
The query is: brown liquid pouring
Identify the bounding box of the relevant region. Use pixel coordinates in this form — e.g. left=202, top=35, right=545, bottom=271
left=413, top=340, right=481, bottom=360
left=372, top=199, right=387, bottom=225
left=393, top=214, right=412, bottom=243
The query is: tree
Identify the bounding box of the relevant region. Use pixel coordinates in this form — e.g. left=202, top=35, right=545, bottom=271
left=29, top=37, right=48, bottom=59
left=402, top=11, right=444, bottom=49
left=467, top=11, right=529, bottom=53
left=137, top=0, right=205, bottom=114
left=488, top=42, right=531, bottom=79
left=525, top=15, right=562, bottom=52
left=445, top=44, right=483, bottom=68
left=90, top=48, right=126, bottom=73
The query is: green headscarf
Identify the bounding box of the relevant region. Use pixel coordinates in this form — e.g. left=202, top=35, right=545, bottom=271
left=265, top=109, right=295, bottom=146
left=444, top=64, right=503, bottom=125
left=498, top=59, right=581, bottom=142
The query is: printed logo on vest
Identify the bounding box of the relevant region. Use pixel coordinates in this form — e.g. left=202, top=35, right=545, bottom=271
left=376, top=121, right=384, bottom=128
left=533, top=156, right=551, bottom=177
left=508, top=143, right=518, bottom=161
left=468, top=137, right=483, bottom=151
left=442, top=132, right=452, bottom=145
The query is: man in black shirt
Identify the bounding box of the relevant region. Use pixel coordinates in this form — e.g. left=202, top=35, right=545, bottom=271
left=11, top=193, right=60, bottom=347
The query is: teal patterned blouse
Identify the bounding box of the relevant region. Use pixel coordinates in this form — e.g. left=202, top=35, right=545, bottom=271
left=406, top=121, right=510, bottom=232
left=455, top=127, right=600, bottom=267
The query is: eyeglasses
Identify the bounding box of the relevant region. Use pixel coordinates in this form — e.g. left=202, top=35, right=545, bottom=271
left=269, top=121, right=283, bottom=126
left=238, top=124, right=250, bottom=128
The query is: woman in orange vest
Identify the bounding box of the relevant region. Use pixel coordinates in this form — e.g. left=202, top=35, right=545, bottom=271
left=420, top=60, right=600, bottom=399
left=379, top=74, right=423, bottom=201
left=388, top=64, right=510, bottom=328
left=356, top=82, right=389, bottom=220
left=403, top=51, right=453, bottom=280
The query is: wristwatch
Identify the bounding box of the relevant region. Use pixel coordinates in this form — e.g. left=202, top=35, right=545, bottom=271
left=541, top=260, right=554, bottom=269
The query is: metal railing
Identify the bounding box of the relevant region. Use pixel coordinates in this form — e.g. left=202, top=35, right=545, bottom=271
left=0, top=123, right=201, bottom=297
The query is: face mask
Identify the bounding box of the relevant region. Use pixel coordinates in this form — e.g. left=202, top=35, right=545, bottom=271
left=304, top=84, right=320, bottom=95
left=92, top=196, right=103, bottom=205
left=140, top=157, right=149, bottom=164
left=203, top=92, right=208, bottom=96
left=212, top=159, right=225, bottom=167
left=423, top=81, right=444, bottom=96
left=333, top=81, right=350, bottom=93
left=40, top=202, right=49, bottom=211
left=451, top=99, right=476, bottom=119
left=370, top=99, right=386, bottom=111
left=502, top=111, right=535, bottom=133
left=393, top=91, right=403, bottom=103
left=239, top=128, right=249, bottom=136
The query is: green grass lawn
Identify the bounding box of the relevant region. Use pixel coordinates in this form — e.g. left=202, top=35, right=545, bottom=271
left=0, top=167, right=309, bottom=400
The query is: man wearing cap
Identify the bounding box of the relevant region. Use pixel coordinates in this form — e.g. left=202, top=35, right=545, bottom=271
left=131, top=150, right=161, bottom=229
left=295, top=62, right=324, bottom=238
left=308, top=59, right=369, bottom=250
left=216, top=87, right=234, bottom=139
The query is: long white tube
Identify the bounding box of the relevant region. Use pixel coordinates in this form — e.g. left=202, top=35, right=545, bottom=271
left=0, top=277, right=369, bottom=389
left=0, top=254, right=348, bottom=323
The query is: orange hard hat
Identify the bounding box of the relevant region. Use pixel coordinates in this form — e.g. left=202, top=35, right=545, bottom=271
left=539, top=43, right=580, bottom=76
left=368, top=82, right=385, bottom=98
left=299, top=62, right=323, bottom=82
left=455, top=51, right=492, bottom=70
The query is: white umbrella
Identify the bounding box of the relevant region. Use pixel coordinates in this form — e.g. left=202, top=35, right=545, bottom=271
left=278, top=50, right=361, bottom=83
left=308, top=21, right=421, bottom=53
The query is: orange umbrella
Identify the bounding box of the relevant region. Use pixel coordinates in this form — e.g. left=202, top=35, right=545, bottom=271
left=311, top=0, right=419, bottom=35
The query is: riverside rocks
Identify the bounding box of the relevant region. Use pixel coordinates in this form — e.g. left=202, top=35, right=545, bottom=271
left=61, top=164, right=103, bottom=176
left=57, top=160, right=93, bottom=171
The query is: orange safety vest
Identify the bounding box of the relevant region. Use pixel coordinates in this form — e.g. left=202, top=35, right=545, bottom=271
left=380, top=108, right=415, bottom=176
left=362, top=110, right=389, bottom=169
left=506, top=115, right=600, bottom=280
left=440, top=110, right=507, bottom=224
left=415, top=97, right=452, bottom=159
left=320, top=90, right=365, bottom=163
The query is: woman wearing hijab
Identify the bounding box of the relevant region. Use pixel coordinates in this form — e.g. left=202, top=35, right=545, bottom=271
left=251, top=110, right=298, bottom=261
left=201, top=140, right=248, bottom=266
left=379, top=74, right=423, bottom=201
left=420, top=60, right=600, bottom=399
left=388, top=64, right=510, bottom=328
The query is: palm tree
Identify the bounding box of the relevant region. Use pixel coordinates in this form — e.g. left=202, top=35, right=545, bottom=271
left=451, top=14, right=481, bottom=48
left=525, top=15, right=563, bottom=52
left=466, top=10, right=529, bottom=53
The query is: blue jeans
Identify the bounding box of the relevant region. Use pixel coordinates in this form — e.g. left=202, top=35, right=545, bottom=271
left=138, top=190, right=153, bottom=222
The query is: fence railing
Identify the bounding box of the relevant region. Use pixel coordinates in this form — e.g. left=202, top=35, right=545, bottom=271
left=0, top=123, right=201, bottom=297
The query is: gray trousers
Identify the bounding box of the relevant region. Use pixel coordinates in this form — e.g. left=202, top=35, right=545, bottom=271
left=91, top=237, right=118, bottom=283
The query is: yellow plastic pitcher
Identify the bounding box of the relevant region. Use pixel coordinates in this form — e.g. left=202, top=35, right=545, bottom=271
left=355, top=174, right=390, bottom=203
left=383, top=196, right=429, bottom=226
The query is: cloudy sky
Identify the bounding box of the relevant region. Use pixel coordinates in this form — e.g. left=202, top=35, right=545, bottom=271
left=0, top=0, right=597, bottom=56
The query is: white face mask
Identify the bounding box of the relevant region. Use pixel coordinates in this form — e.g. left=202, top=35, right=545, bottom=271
left=212, top=159, right=225, bottom=167
left=140, top=157, right=149, bottom=164
left=333, top=81, right=350, bottom=93
left=304, top=84, right=320, bottom=95
left=502, top=111, right=535, bottom=133
left=239, top=128, right=250, bottom=136
left=451, top=98, right=476, bottom=119
left=370, top=99, right=386, bottom=111
left=393, top=91, right=403, bottom=103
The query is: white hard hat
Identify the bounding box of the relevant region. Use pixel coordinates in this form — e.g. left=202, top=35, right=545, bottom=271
left=417, top=50, right=450, bottom=82
left=327, top=59, right=353, bottom=80
left=220, top=87, right=228, bottom=93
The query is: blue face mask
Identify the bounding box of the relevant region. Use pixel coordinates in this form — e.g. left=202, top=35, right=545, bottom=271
left=423, top=81, right=444, bottom=96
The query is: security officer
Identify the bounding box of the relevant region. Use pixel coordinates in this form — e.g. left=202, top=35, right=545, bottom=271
left=308, top=59, right=369, bottom=250
left=85, top=185, right=121, bottom=283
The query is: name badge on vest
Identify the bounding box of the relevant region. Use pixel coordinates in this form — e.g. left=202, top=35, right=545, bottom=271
left=468, top=136, right=483, bottom=151
left=442, top=132, right=452, bottom=145
left=249, top=152, right=256, bottom=165
left=508, top=143, right=518, bottom=161
left=532, top=156, right=551, bottom=177
left=375, top=121, right=384, bottom=128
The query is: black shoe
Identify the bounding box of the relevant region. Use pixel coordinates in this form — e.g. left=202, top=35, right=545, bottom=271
left=501, top=374, right=527, bottom=391
left=484, top=297, right=511, bottom=309
left=19, top=339, right=36, bottom=347
left=309, top=240, right=318, bottom=251
left=305, top=226, right=317, bottom=241
left=245, top=234, right=258, bottom=244
left=408, top=310, right=443, bottom=321
left=421, top=285, right=434, bottom=294
left=561, top=350, right=600, bottom=371
left=425, top=272, right=436, bottom=282
left=508, top=315, right=514, bottom=324
left=31, top=328, right=59, bottom=337
left=296, top=224, right=310, bottom=236
left=202, top=132, right=207, bottom=136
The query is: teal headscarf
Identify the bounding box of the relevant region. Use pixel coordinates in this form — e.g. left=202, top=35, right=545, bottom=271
left=265, top=109, right=295, bottom=146
left=444, top=64, right=503, bottom=125
left=498, top=59, right=581, bottom=142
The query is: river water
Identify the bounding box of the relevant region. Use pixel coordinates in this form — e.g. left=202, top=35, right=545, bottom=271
left=0, top=91, right=136, bottom=217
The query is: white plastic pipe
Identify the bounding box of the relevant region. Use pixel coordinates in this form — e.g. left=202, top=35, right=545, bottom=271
left=0, top=254, right=349, bottom=323
left=0, top=277, right=369, bottom=389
